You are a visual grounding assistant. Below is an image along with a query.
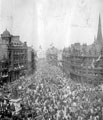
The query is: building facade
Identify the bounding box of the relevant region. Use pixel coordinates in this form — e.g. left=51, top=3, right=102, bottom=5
left=46, top=46, right=59, bottom=66
left=62, top=14, right=103, bottom=85
left=27, top=47, right=37, bottom=75
left=0, top=29, right=28, bottom=83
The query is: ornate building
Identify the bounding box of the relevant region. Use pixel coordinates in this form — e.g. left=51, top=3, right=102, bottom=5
left=62, top=14, right=103, bottom=85
left=0, top=29, right=28, bottom=83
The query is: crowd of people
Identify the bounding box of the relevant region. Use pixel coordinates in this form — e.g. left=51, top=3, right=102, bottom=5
left=0, top=96, right=39, bottom=120
left=19, top=79, right=103, bottom=120
left=0, top=60, right=103, bottom=120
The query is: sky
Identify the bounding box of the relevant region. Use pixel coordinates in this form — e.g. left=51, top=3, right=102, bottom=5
left=0, top=0, right=103, bottom=51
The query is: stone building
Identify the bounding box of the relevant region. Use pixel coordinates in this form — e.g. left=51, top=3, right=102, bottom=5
left=62, top=14, right=103, bottom=85
left=46, top=46, right=58, bottom=66
left=0, top=29, right=28, bottom=83
left=27, top=47, right=37, bottom=74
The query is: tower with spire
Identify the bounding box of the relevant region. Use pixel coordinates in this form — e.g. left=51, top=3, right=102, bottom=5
left=94, top=14, right=103, bottom=55
left=97, top=14, right=103, bottom=44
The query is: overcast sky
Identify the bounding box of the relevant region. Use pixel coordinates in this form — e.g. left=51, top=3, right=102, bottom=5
left=0, top=0, right=103, bottom=50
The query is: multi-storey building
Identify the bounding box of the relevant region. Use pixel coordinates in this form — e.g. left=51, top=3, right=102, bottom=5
left=46, top=46, right=58, bottom=66
left=0, top=29, right=28, bottom=83
left=27, top=47, right=37, bottom=74
left=62, top=14, right=103, bottom=85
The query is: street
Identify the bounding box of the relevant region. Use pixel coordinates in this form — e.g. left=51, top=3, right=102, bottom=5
left=0, top=58, right=103, bottom=119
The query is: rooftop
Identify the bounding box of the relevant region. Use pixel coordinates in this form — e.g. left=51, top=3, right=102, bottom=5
left=1, top=29, right=11, bottom=37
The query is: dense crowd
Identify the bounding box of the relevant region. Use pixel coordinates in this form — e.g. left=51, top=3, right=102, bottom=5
left=20, top=80, right=103, bottom=120
left=0, top=96, right=38, bottom=120
left=0, top=60, right=103, bottom=120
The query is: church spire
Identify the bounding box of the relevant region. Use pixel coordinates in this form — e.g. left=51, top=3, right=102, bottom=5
left=97, top=14, right=102, bottom=43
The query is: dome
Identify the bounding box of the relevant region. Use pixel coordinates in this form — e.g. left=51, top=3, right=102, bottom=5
left=1, top=29, right=11, bottom=37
